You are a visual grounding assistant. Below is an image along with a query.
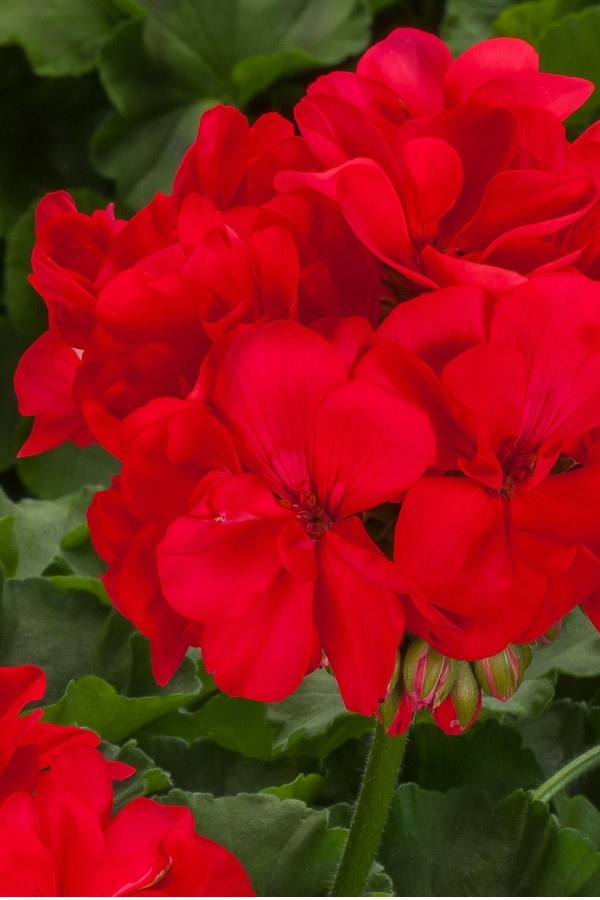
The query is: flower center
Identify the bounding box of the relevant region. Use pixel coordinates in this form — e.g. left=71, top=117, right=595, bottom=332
left=280, top=490, right=331, bottom=536
left=500, top=452, right=537, bottom=499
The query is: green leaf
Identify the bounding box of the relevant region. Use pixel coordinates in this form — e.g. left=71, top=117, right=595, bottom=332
left=47, top=575, right=111, bottom=605
left=0, top=47, right=109, bottom=234
left=92, top=18, right=216, bottom=211
left=266, top=668, right=373, bottom=758
left=93, top=0, right=371, bottom=209
left=381, top=785, right=600, bottom=896
left=263, top=773, right=325, bottom=804
left=0, top=0, right=141, bottom=76
left=5, top=188, right=109, bottom=344
left=555, top=794, right=600, bottom=850
left=163, top=790, right=347, bottom=896
left=0, top=318, right=27, bottom=472
left=0, top=485, right=104, bottom=578
left=18, top=443, right=120, bottom=501
left=0, top=570, right=198, bottom=703
left=441, top=0, right=513, bottom=55
left=0, top=576, right=112, bottom=702
left=101, top=738, right=172, bottom=812
left=512, top=700, right=590, bottom=779
left=139, top=0, right=371, bottom=105
left=485, top=609, right=600, bottom=718
left=492, top=0, right=595, bottom=48
left=0, top=515, right=18, bottom=577
left=537, top=6, right=600, bottom=126
left=43, top=673, right=201, bottom=743
left=143, top=735, right=313, bottom=797
left=404, top=718, right=543, bottom=801
left=157, top=694, right=280, bottom=760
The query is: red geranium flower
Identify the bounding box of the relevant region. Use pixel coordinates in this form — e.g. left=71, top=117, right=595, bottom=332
left=358, top=273, right=600, bottom=657
left=276, top=29, right=598, bottom=293
left=0, top=744, right=253, bottom=896
left=156, top=320, right=435, bottom=713
left=0, top=665, right=100, bottom=805
left=16, top=104, right=383, bottom=461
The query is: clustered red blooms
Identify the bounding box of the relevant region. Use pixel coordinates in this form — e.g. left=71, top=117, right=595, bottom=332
left=0, top=664, right=254, bottom=896
left=15, top=29, right=600, bottom=733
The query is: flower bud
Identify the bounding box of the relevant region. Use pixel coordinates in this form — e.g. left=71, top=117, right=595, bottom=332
left=402, top=638, right=455, bottom=709
left=387, top=688, right=417, bottom=737
left=378, top=650, right=403, bottom=731
left=472, top=643, right=532, bottom=702
left=432, top=663, right=482, bottom=735
left=432, top=684, right=481, bottom=734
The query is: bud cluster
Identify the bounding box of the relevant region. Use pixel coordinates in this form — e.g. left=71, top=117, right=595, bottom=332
left=380, top=637, right=534, bottom=737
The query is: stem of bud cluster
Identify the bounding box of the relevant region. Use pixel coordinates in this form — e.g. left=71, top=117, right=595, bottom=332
left=329, top=721, right=408, bottom=897
left=533, top=744, right=600, bottom=802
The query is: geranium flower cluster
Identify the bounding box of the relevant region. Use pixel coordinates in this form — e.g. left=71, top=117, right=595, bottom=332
left=0, top=665, right=253, bottom=895
left=15, top=29, right=600, bottom=732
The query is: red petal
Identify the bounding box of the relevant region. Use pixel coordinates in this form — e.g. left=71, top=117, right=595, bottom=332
left=358, top=28, right=452, bottom=118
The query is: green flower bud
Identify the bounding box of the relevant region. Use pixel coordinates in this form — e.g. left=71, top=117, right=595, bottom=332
left=450, top=661, right=481, bottom=729
left=403, top=638, right=456, bottom=709
left=379, top=650, right=403, bottom=731
left=473, top=643, right=532, bottom=702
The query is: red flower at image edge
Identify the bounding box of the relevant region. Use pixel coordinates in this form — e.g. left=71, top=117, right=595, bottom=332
left=357, top=273, right=600, bottom=658
left=0, top=744, right=253, bottom=896
left=0, top=665, right=100, bottom=806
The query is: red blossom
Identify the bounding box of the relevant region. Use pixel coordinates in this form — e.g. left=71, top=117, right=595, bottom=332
left=156, top=320, right=435, bottom=714
left=0, top=665, right=100, bottom=806
left=358, top=273, right=600, bottom=657
left=0, top=744, right=253, bottom=896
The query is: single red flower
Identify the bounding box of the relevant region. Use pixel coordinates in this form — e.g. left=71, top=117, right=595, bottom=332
left=0, top=744, right=253, bottom=896
left=156, top=320, right=435, bottom=713
left=276, top=30, right=598, bottom=293
left=358, top=273, right=600, bottom=658
left=0, top=665, right=100, bottom=806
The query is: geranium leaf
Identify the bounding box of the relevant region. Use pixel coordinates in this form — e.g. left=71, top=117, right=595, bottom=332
left=101, top=738, right=172, bottom=812
left=92, top=0, right=371, bottom=209
left=0, top=485, right=104, bottom=578
left=163, top=790, right=348, bottom=897
left=492, top=0, right=595, bottom=49
left=0, top=0, right=141, bottom=76
left=441, top=0, right=512, bottom=55
left=381, top=784, right=600, bottom=896
left=42, top=672, right=202, bottom=743
left=143, top=735, right=314, bottom=797
left=266, top=668, right=374, bottom=757
left=403, top=718, right=543, bottom=801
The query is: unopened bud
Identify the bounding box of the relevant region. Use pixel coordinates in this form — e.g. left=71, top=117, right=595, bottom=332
left=388, top=688, right=417, bottom=737
left=403, top=638, right=456, bottom=709
left=473, top=643, right=532, bottom=702
left=432, top=662, right=482, bottom=735
left=451, top=661, right=481, bottom=729
left=378, top=650, right=403, bottom=731
left=536, top=621, right=562, bottom=645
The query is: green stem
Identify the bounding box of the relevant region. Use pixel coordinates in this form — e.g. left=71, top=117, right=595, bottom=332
left=330, top=722, right=408, bottom=897
left=533, top=744, right=600, bottom=803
